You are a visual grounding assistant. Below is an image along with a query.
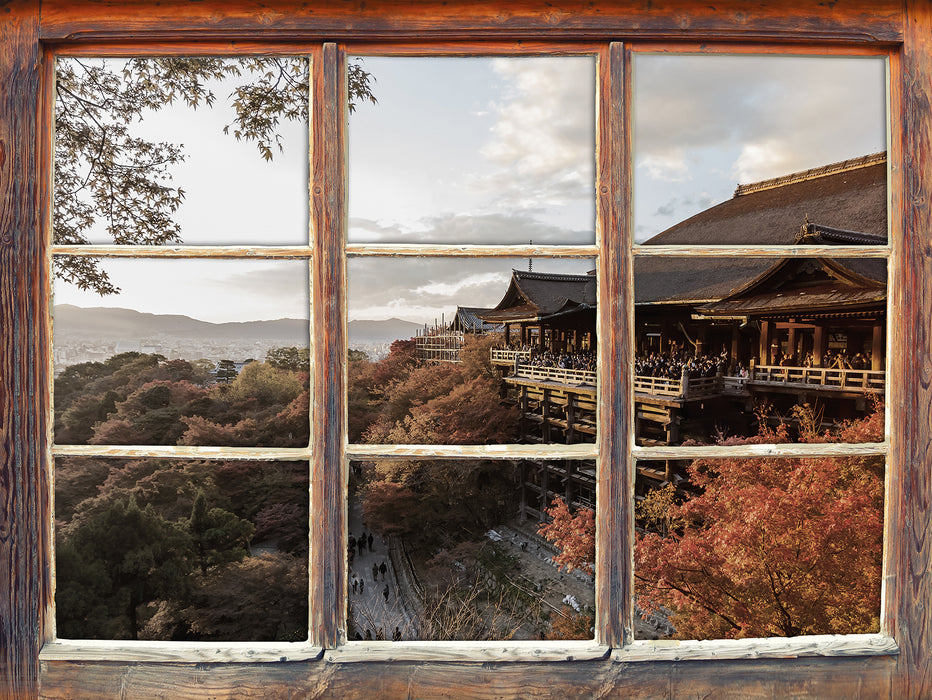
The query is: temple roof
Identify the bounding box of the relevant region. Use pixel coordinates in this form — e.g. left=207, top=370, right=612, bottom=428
left=635, top=153, right=887, bottom=305
left=451, top=306, right=503, bottom=333
left=641, top=152, right=886, bottom=247
left=696, top=258, right=886, bottom=317
left=479, top=270, right=596, bottom=323
left=477, top=154, right=888, bottom=316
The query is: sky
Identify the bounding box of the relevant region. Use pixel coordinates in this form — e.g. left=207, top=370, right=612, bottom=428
left=54, top=53, right=886, bottom=326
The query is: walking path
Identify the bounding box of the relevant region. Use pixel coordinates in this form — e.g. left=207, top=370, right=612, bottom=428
left=346, top=499, right=416, bottom=641
left=346, top=496, right=665, bottom=641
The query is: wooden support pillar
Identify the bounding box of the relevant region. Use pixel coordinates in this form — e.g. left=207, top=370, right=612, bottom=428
left=567, top=394, right=576, bottom=443
left=787, top=326, right=798, bottom=362
left=518, top=386, right=528, bottom=441
left=504, top=323, right=511, bottom=346
left=813, top=324, right=826, bottom=367
left=872, top=323, right=884, bottom=371
left=666, top=408, right=680, bottom=445
left=695, top=325, right=707, bottom=357
left=731, top=325, right=741, bottom=366
left=518, top=460, right=527, bottom=520
left=565, top=461, right=575, bottom=505
left=759, top=320, right=771, bottom=365
left=542, top=388, right=551, bottom=443
left=539, top=463, right=549, bottom=522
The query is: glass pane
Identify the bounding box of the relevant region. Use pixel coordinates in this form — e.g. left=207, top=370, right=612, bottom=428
left=53, top=258, right=309, bottom=447
left=633, top=256, right=885, bottom=446
left=348, top=257, right=596, bottom=445
left=55, top=457, right=309, bottom=641
left=633, top=454, right=884, bottom=640
left=633, top=55, right=886, bottom=245
left=348, top=56, right=596, bottom=245
left=348, top=459, right=594, bottom=641
left=54, top=56, right=309, bottom=259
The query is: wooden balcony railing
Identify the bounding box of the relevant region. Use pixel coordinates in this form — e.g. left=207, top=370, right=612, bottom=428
left=491, top=348, right=533, bottom=364
left=752, top=365, right=885, bottom=392
left=513, top=364, right=596, bottom=386
left=496, top=352, right=886, bottom=399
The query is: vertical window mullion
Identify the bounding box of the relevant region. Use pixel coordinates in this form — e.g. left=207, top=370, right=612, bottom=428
left=309, top=41, right=348, bottom=648
left=595, top=41, right=632, bottom=648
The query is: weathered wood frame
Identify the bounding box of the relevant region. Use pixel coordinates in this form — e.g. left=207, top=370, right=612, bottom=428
left=0, top=1, right=928, bottom=697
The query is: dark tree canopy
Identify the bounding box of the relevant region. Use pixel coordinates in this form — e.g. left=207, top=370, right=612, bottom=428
left=55, top=56, right=376, bottom=294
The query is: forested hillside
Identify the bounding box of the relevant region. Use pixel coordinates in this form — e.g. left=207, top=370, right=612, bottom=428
left=54, top=350, right=310, bottom=640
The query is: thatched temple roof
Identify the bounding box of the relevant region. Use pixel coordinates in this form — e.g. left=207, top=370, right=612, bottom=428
left=635, top=153, right=887, bottom=307
left=479, top=270, right=596, bottom=324
left=479, top=153, right=887, bottom=320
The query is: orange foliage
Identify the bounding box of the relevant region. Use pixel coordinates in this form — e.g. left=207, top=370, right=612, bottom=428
left=538, top=496, right=595, bottom=575
left=635, top=403, right=885, bottom=639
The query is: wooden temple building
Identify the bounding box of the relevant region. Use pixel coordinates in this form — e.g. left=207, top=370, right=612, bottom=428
left=473, top=152, right=888, bottom=520
left=414, top=306, right=502, bottom=364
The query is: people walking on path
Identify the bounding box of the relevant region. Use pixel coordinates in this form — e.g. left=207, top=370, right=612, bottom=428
left=379, top=561, right=387, bottom=581
left=372, top=562, right=379, bottom=582
left=368, top=533, right=374, bottom=551
left=383, top=584, right=389, bottom=602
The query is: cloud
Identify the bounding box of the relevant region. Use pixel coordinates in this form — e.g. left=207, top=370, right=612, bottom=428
left=639, top=151, right=690, bottom=182
left=653, top=193, right=716, bottom=219
left=414, top=271, right=510, bottom=297
left=470, top=57, right=596, bottom=210
left=348, top=256, right=593, bottom=323
left=634, top=55, right=886, bottom=185
left=350, top=212, right=592, bottom=246
left=209, top=263, right=308, bottom=302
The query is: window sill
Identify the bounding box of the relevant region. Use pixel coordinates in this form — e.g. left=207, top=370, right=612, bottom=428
left=612, top=634, right=898, bottom=663
left=324, top=640, right=608, bottom=663
left=40, top=640, right=323, bottom=664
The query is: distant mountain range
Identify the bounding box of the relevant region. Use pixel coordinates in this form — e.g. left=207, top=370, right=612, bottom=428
left=53, top=305, right=423, bottom=347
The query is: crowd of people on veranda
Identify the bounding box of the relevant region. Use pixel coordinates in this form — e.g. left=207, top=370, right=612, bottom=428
left=497, top=344, right=874, bottom=379
left=772, top=349, right=874, bottom=370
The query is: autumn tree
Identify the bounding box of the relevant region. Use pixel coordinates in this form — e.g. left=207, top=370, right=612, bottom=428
left=177, top=552, right=308, bottom=642
left=634, top=403, right=885, bottom=639
left=538, top=496, right=595, bottom=576
left=354, top=335, right=517, bottom=445
left=546, top=605, right=595, bottom=641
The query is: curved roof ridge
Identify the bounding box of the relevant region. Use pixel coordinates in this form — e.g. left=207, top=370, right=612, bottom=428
left=733, top=152, right=886, bottom=198
left=512, top=269, right=593, bottom=282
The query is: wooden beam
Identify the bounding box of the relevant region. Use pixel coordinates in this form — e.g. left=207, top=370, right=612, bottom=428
left=309, top=42, right=346, bottom=648
left=0, top=2, right=46, bottom=698
left=888, top=2, right=932, bottom=697
left=38, top=654, right=897, bottom=697
left=595, top=41, right=630, bottom=648
left=37, top=0, right=903, bottom=44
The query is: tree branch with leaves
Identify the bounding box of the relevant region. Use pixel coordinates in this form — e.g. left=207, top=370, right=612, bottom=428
left=54, top=56, right=376, bottom=294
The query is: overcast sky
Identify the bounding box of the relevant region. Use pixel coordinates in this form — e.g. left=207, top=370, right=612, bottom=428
left=55, top=53, right=885, bottom=325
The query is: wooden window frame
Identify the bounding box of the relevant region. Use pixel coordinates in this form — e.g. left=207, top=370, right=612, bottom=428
left=1, top=1, right=928, bottom=697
